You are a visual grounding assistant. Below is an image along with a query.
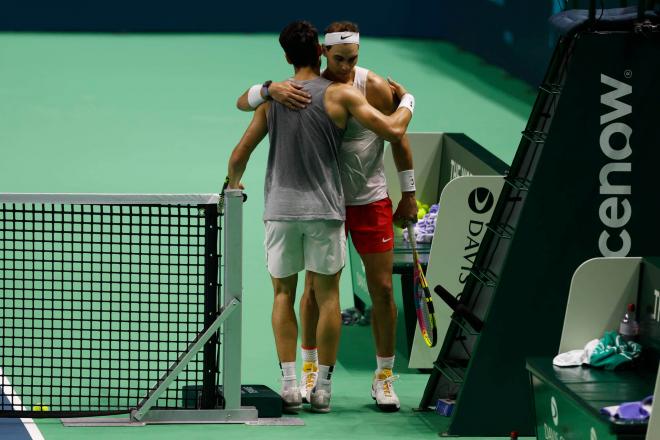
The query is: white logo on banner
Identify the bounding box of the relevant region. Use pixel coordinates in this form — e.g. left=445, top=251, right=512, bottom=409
left=598, top=73, right=632, bottom=257
left=543, top=397, right=565, bottom=440
left=654, top=290, right=660, bottom=323
left=450, top=159, right=472, bottom=180
left=467, top=187, right=494, bottom=214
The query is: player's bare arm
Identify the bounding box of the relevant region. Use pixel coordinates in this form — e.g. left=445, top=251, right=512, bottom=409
left=227, top=103, right=269, bottom=188
left=236, top=81, right=311, bottom=111
left=365, top=73, right=416, bottom=171
left=365, top=72, right=418, bottom=225
left=326, top=80, right=413, bottom=143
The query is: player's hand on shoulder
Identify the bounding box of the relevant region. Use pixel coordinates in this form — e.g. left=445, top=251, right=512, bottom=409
left=270, top=80, right=311, bottom=110
left=387, top=77, right=408, bottom=101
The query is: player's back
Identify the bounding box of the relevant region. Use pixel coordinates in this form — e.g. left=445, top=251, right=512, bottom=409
left=264, top=76, right=345, bottom=221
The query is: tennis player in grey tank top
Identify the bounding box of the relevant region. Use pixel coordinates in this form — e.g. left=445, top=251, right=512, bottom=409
left=264, top=77, right=344, bottom=221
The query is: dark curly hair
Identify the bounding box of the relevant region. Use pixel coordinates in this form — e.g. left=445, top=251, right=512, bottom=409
left=324, top=21, right=359, bottom=34
left=279, top=21, right=320, bottom=68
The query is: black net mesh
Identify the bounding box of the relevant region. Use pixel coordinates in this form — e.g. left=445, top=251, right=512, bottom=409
left=0, top=201, right=219, bottom=416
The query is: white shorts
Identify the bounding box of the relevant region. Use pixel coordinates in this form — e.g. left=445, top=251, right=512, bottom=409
left=264, top=220, right=346, bottom=278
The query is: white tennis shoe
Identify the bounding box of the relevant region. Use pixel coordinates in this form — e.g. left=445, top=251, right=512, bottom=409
left=371, top=369, right=401, bottom=412
left=280, top=378, right=302, bottom=413
left=300, top=362, right=318, bottom=403
left=308, top=386, right=332, bottom=413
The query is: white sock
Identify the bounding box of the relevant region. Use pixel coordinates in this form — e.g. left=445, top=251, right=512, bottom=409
left=376, top=355, right=395, bottom=373
left=301, top=346, right=318, bottom=364
left=316, top=364, right=334, bottom=392
left=280, top=361, right=297, bottom=387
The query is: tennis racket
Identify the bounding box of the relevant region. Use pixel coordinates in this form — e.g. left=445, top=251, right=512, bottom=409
left=407, top=223, right=437, bottom=348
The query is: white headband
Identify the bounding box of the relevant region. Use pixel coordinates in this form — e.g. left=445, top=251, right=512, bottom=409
left=324, top=32, right=360, bottom=46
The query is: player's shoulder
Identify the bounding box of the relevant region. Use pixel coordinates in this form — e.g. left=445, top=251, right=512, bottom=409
left=364, top=69, right=395, bottom=113
left=365, top=70, right=390, bottom=95
left=327, top=81, right=362, bottom=101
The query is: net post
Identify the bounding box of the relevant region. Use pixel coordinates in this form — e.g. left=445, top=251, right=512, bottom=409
left=202, top=203, right=220, bottom=409
left=222, top=189, right=244, bottom=410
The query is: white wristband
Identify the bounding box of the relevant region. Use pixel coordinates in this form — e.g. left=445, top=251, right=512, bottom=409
left=247, top=84, right=265, bottom=108
left=398, top=93, right=415, bottom=115
left=398, top=169, right=416, bottom=192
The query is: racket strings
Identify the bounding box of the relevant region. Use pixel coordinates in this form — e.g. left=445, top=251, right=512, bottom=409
left=409, top=227, right=437, bottom=347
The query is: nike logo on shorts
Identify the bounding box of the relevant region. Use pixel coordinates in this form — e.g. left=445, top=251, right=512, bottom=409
left=382, top=237, right=392, bottom=243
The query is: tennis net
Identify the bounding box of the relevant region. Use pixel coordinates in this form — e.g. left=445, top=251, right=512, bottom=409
left=0, top=194, right=222, bottom=417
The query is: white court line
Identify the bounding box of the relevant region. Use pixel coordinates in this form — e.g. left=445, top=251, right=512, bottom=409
left=0, top=367, right=46, bottom=440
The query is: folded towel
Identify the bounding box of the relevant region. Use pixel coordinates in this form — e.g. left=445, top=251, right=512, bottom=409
left=553, top=339, right=599, bottom=367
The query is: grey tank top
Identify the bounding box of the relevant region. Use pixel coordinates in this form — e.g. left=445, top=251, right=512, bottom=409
left=264, top=76, right=345, bottom=221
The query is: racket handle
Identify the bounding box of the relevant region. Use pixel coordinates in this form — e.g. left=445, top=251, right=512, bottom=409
left=407, top=223, right=416, bottom=250
left=433, top=285, right=484, bottom=332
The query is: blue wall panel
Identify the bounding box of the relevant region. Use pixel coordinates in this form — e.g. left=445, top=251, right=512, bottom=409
left=0, top=1, right=440, bottom=36
left=0, top=1, right=646, bottom=85
left=432, top=0, right=556, bottom=86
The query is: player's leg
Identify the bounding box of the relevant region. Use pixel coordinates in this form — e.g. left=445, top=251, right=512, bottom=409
left=348, top=198, right=401, bottom=411
left=299, top=271, right=319, bottom=402
left=270, top=274, right=303, bottom=412
left=302, top=220, right=345, bottom=412
left=361, top=250, right=401, bottom=412
left=307, top=269, right=342, bottom=413
left=311, top=271, right=342, bottom=367
left=361, top=250, right=396, bottom=358
left=271, top=273, right=300, bottom=364
left=265, top=220, right=304, bottom=412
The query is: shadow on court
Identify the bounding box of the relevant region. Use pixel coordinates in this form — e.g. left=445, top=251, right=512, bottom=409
left=389, top=39, right=536, bottom=120
left=337, top=320, right=418, bottom=374
left=337, top=324, right=376, bottom=371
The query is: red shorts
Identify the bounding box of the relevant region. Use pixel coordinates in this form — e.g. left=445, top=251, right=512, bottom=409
left=346, top=197, right=394, bottom=254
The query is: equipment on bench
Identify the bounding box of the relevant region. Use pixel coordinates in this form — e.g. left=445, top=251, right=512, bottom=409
left=527, top=256, right=660, bottom=440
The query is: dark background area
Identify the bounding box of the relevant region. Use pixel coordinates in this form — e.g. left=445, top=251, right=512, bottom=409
left=0, top=0, right=651, bottom=85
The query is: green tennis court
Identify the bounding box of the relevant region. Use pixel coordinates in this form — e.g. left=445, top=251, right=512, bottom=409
left=1, top=32, right=534, bottom=440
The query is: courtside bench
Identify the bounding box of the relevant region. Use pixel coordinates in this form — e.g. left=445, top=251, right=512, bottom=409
left=527, top=257, right=660, bottom=440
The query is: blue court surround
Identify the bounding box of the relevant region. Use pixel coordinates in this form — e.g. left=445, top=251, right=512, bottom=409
left=1, top=377, right=36, bottom=440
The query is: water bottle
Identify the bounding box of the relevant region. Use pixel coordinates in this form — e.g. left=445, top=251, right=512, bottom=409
left=619, top=303, right=639, bottom=341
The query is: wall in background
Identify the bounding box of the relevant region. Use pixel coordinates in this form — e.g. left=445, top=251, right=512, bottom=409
left=431, top=0, right=645, bottom=86
left=0, top=0, right=647, bottom=85
left=0, top=1, right=440, bottom=36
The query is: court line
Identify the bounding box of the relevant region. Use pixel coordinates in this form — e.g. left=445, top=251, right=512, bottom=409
left=0, top=367, right=46, bottom=440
